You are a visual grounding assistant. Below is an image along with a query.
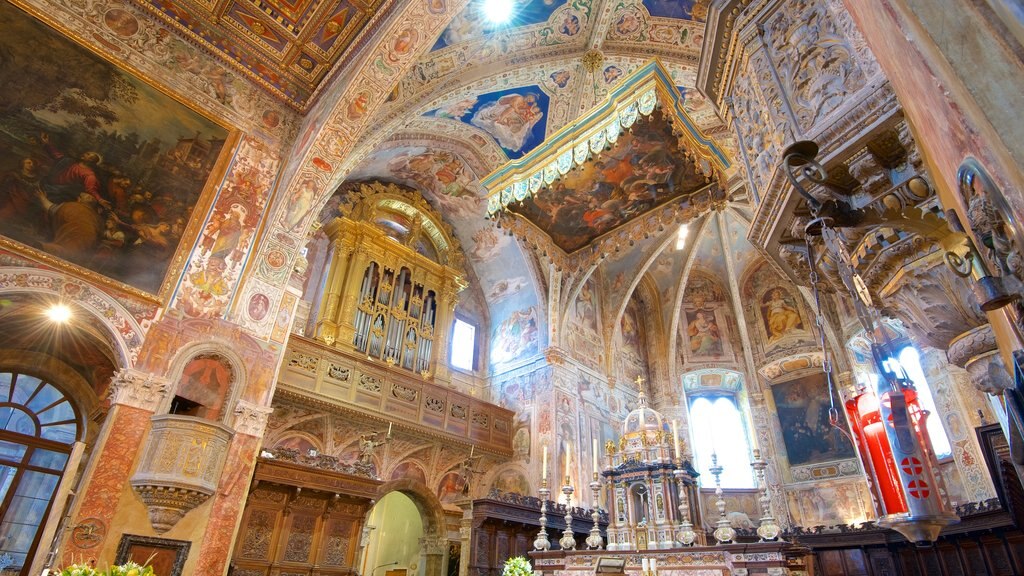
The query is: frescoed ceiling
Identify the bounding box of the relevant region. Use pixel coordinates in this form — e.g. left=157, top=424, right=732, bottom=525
left=138, top=0, right=399, bottom=109
left=507, top=108, right=717, bottom=254
left=330, top=0, right=738, bottom=336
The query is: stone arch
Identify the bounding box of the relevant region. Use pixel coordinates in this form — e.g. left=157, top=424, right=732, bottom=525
left=158, top=339, right=248, bottom=424
left=0, top=267, right=145, bottom=368
left=374, top=478, right=450, bottom=576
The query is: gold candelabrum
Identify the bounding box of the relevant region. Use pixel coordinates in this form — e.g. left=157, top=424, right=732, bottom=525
left=672, top=460, right=697, bottom=546
left=534, top=479, right=551, bottom=551
left=710, top=453, right=736, bottom=544
left=750, top=449, right=781, bottom=541
left=586, top=473, right=604, bottom=549
left=559, top=477, right=577, bottom=550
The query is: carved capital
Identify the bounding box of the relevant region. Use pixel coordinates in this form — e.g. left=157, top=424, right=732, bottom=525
left=947, top=324, right=998, bottom=368
left=233, top=399, right=274, bottom=437
left=543, top=346, right=568, bottom=366
left=109, top=368, right=170, bottom=412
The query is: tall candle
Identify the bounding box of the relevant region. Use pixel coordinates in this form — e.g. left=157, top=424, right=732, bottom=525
left=642, top=558, right=649, bottom=572
left=387, top=421, right=393, bottom=436
left=671, top=419, right=680, bottom=458
left=470, top=445, right=475, bottom=458
left=542, top=445, right=548, bottom=480
left=565, top=442, right=571, bottom=480
left=650, top=559, right=657, bottom=573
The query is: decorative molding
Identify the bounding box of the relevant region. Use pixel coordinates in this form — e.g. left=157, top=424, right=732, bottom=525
left=109, top=369, right=170, bottom=412
left=234, top=399, right=274, bottom=437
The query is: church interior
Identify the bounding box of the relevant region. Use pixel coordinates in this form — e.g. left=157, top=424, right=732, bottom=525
left=0, top=0, right=1023, bottom=574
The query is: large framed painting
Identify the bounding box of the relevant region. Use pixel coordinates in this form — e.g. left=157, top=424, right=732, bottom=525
left=115, top=534, right=191, bottom=576
left=0, top=0, right=232, bottom=296
left=770, top=372, right=856, bottom=466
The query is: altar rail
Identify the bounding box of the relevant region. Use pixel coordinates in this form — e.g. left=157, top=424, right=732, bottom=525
left=279, top=335, right=513, bottom=453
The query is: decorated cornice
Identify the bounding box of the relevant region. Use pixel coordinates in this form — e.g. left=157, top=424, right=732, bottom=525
left=482, top=59, right=730, bottom=217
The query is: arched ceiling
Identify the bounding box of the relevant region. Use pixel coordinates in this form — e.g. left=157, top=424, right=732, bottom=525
left=338, top=0, right=735, bottom=326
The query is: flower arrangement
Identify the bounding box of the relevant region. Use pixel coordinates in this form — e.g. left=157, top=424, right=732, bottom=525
left=502, top=556, right=532, bottom=576
left=56, top=561, right=155, bottom=576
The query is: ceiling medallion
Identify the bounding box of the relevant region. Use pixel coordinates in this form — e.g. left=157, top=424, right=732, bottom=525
left=581, top=48, right=604, bottom=73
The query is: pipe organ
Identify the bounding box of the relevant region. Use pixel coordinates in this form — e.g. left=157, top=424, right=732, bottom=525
left=314, top=183, right=467, bottom=382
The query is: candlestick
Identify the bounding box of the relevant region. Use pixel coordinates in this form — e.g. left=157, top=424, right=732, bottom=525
left=534, top=479, right=551, bottom=551
left=542, top=445, right=548, bottom=481
left=559, top=480, right=577, bottom=550
left=586, top=474, right=603, bottom=550
left=673, top=466, right=697, bottom=546
left=642, top=558, right=649, bottom=572
left=710, top=453, right=736, bottom=544
left=751, top=449, right=781, bottom=542
left=671, top=420, right=680, bottom=459
left=387, top=421, right=393, bottom=437
left=592, top=438, right=599, bottom=474
left=470, top=445, right=474, bottom=458
left=650, top=558, right=657, bottom=574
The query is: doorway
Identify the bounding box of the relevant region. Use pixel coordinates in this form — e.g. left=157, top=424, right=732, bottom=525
left=361, top=491, right=425, bottom=576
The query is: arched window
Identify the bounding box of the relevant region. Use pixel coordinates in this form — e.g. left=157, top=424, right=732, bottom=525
left=891, top=346, right=951, bottom=459
left=0, top=371, right=80, bottom=572
left=855, top=345, right=952, bottom=460
left=687, top=394, right=756, bottom=488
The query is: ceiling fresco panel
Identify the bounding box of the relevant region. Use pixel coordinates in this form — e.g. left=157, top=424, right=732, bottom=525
left=139, top=0, right=394, bottom=108
left=425, top=85, right=551, bottom=159
left=507, top=108, right=714, bottom=254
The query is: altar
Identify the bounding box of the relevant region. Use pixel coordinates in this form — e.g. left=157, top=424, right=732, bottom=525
left=530, top=544, right=809, bottom=576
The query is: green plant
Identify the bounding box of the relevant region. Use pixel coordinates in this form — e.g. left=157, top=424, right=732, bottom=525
left=502, top=556, right=532, bottom=576
left=56, top=561, right=155, bottom=576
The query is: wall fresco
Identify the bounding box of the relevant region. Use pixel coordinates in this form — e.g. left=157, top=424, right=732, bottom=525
left=0, top=1, right=229, bottom=294
left=770, top=372, right=856, bottom=466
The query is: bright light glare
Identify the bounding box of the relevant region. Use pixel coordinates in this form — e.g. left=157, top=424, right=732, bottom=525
left=675, top=223, right=689, bottom=250
left=45, top=303, right=72, bottom=323
left=482, top=0, right=514, bottom=24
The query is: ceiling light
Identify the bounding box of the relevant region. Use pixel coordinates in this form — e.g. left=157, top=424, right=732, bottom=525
left=482, top=0, right=514, bottom=24
left=675, top=223, right=689, bottom=250
left=45, top=303, right=72, bottom=323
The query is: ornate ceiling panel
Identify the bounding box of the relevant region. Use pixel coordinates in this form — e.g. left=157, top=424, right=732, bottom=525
left=504, top=107, right=716, bottom=254
left=138, top=0, right=398, bottom=109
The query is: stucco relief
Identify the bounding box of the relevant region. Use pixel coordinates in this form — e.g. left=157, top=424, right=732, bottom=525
left=763, top=0, right=866, bottom=132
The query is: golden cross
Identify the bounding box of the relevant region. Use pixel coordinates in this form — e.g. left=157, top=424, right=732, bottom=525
left=635, top=375, right=645, bottom=392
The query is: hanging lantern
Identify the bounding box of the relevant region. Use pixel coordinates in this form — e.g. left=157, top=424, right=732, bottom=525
left=845, top=361, right=958, bottom=543
left=781, top=139, right=959, bottom=543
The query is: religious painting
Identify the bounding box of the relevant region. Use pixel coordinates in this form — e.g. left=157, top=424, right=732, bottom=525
left=348, top=146, right=480, bottom=199
left=0, top=2, right=230, bottom=294
left=438, top=471, right=465, bottom=503
left=771, top=373, right=856, bottom=466
left=620, top=297, right=649, bottom=384
left=274, top=434, right=317, bottom=454
left=175, top=354, right=233, bottom=420
left=642, top=0, right=708, bottom=20
left=760, top=287, right=805, bottom=344
left=492, top=469, right=531, bottom=495
left=431, top=0, right=564, bottom=50
left=785, top=480, right=872, bottom=527
left=508, top=109, right=714, bottom=253
left=490, top=306, right=540, bottom=368
left=426, top=86, right=549, bottom=158
left=685, top=309, right=724, bottom=358
left=391, top=462, right=428, bottom=485
left=567, top=278, right=603, bottom=369
left=115, top=535, right=190, bottom=576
